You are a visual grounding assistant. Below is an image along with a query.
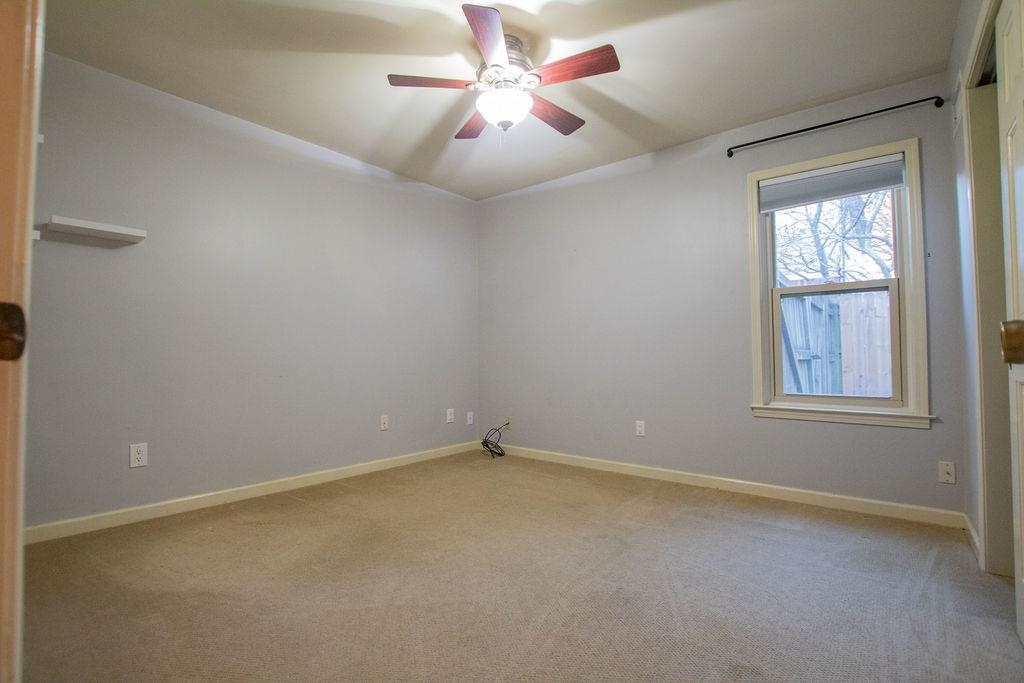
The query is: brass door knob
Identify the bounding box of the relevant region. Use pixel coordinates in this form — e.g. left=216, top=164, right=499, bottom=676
left=1001, top=320, right=1024, bottom=364
left=0, top=302, right=26, bottom=361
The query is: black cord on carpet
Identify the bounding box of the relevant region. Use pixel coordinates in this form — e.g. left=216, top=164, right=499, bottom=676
left=481, top=421, right=510, bottom=458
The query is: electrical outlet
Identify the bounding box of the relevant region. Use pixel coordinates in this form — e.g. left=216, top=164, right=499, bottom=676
left=467, top=411, right=474, bottom=425
left=380, top=414, right=389, bottom=431
left=129, top=442, right=148, bottom=468
left=446, top=408, right=455, bottom=424
left=635, top=420, right=646, bottom=437
left=938, top=461, right=956, bottom=484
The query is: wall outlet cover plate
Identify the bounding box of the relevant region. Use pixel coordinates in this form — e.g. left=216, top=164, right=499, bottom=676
left=129, top=442, right=148, bottom=468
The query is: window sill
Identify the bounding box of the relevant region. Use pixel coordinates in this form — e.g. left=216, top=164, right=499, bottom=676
left=751, top=403, right=934, bottom=429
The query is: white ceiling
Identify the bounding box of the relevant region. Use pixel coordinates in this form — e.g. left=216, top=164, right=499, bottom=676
left=44, top=0, right=960, bottom=200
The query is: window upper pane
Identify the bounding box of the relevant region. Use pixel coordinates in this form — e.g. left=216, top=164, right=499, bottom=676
left=778, top=288, right=893, bottom=398
left=772, top=190, right=895, bottom=287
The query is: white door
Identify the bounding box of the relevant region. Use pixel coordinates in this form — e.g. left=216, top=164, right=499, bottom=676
left=0, top=0, right=42, bottom=678
left=996, top=0, right=1024, bottom=642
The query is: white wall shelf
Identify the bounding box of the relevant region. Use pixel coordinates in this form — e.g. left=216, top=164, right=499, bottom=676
left=47, top=215, right=146, bottom=243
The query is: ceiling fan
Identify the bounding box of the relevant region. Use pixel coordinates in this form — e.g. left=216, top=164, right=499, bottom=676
left=387, top=3, right=620, bottom=139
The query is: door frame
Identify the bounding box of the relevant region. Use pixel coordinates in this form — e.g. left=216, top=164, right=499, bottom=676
left=956, top=78, right=1015, bottom=576
left=964, top=1, right=1004, bottom=88
left=953, top=0, right=1021, bottom=581
left=0, top=0, right=43, bottom=679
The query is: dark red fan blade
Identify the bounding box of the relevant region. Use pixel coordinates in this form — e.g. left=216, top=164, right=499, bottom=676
left=530, top=94, right=584, bottom=135
left=531, top=44, right=620, bottom=87
left=463, top=4, right=508, bottom=68
left=387, top=74, right=473, bottom=89
left=455, top=111, right=488, bottom=139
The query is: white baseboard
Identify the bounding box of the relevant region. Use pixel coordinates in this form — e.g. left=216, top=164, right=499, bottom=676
left=24, top=441, right=478, bottom=544
left=506, top=445, right=968, bottom=529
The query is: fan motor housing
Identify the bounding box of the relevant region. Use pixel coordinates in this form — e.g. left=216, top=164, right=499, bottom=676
left=504, top=35, right=533, bottom=73
left=475, top=34, right=540, bottom=90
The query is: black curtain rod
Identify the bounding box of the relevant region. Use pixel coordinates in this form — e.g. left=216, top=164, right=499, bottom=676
left=725, top=95, right=944, bottom=158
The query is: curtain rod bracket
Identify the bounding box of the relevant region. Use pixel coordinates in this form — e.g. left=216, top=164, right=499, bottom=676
left=726, top=96, right=944, bottom=158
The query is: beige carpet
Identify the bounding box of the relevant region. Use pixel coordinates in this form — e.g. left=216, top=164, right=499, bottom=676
left=23, top=451, right=1024, bottom=681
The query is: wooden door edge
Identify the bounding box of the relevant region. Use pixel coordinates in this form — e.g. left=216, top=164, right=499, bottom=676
left=0, top=0, right=43, bottom=680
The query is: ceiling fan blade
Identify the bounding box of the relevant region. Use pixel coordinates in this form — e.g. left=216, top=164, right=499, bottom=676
left=463, top=4, right=509, bottom=68
left=530, top=95, right=585, bottom=135
left=387, top=75, right=474, bottom=89
left=455, top=111, right=488, bottom=139
left=531, top=44, right=620, bottom=87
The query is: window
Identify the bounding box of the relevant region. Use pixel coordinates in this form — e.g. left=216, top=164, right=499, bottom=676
left=748, top=139, right=931, bottom=428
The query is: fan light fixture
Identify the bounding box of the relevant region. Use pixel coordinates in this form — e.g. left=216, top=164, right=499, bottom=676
left=386, top=5, right=621, bottom=139
left=475, top=88, right=533, bottom=131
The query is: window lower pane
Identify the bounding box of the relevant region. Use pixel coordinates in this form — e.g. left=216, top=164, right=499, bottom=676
left=778, top=289, right=892, bottom=398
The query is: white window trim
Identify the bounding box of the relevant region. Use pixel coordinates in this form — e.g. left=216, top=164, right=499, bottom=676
left=748, top=138, right=933, bottom=429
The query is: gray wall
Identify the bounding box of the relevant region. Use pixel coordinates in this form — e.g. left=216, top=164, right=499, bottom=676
left=947, top=0, right=990, bottom=538
left=954, top=100, right=985, bottom=535
left=27, top=55, right=479, bottom=525
left=478, top=73, right=965, bottom=511
left=946, top=0, right=987, bottom=540
left=30, top=56, right=969, bottom=525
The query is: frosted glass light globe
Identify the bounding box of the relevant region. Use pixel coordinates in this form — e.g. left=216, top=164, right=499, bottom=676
left=475, top=89, right=534, bottom=131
